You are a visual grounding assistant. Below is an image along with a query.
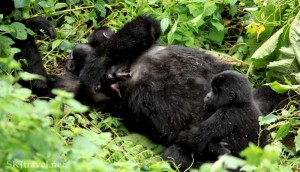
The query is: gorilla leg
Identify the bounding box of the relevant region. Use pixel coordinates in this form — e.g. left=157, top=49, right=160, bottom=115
left=162, top=144, right=193, bottom=171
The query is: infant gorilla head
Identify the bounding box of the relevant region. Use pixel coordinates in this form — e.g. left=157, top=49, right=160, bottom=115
left=204, top=70, right=253, bottom=111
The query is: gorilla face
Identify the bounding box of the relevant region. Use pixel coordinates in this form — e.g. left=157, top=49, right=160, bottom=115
left=204, top=70, right=252, bottom=111
left=65, top=44, right=97, bottom=76
left=64, top=42, right=130, bottom=103
left=88, top=27, right=114, bottom=48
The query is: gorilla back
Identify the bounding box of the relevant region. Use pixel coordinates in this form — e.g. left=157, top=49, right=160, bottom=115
left=119, top=45, right=230, bottom=143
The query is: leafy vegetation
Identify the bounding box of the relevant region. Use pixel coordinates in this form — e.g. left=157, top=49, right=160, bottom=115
left=0, top=0, right=299, bottom=171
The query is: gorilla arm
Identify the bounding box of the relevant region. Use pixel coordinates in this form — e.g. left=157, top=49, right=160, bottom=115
left=78, top=15, right=162, bottom=89
left=176, top=109, right=234, bottom=154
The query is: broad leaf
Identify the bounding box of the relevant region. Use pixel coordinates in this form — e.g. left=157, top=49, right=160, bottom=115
left=14, top=0, right=30, bottom=8
left=259, top=114, right=278, bottom=125
left=275, top=122, right=292, bottom=139
left=160, top=17, right=169, bottom=33
left=289, top=11, right=300, bottom=64
left=11, top=22, right=28, bottom=40
left=251, top=26, right=284, bottom=60
left=269, top=81, right=291, bottom=94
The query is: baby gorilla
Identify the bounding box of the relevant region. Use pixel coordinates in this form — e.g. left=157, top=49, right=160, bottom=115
left=164, top=70, right=266, bottom=170
left=64, top=16, right=161, bottom=104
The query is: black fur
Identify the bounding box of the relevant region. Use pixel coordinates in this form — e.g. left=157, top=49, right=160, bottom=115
left=164, top=71, right=266, bottom=170
left=78, top=15, right=162, bottom=89
left=253, top=85, right=289, bottom=115
left=118, top=45, right=230, bottom=143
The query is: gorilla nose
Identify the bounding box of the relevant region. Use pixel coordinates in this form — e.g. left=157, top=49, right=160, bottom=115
left=204, top=94, right=209, bottom=102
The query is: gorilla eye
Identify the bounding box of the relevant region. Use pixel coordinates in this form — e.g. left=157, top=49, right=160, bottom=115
left=94, top=83, right=102, bottom=92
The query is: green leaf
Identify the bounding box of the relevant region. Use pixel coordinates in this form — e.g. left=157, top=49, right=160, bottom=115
left=203, top=1, right=217, bottom=17
left=0, top=36, right=11, bottom=57
left=11, top=22, right=28, bottom=40
left=53, top=3, right=67, bottom=10
left=208, top=30, right=224, bottom=45
left=14, top=0, right=30, bottom=8
left=60, top=40, right=73, bottom=53
left=275, top=122, right=292, bottom=139
left=292, top=72, right=300, bottom=83
left=229, top=4, right=237, bottom=17
left=211, top=20, right=224, bottom=31
left=73, top=136, right=100, bottom=153
left=240, top=143, right=263, bottom=165
left=65, top=99, right=88, bottom=113
left=65, top=16, right=75, bottom=24
left=269, top=81, right=298, bottom=94
left=199, top=163, right=213, bottom=172
left=95, top=0, right=106, bottom=17
left=122, top=133, right=165, bottom=154
left=32, top=100, right=52, bottom=116
left=52, top=39, right=63, bottom=50
left=13, top=87, right=31, bottom=100
left=51, top=89, right=73, bottom=98
left=266, top=57, right=300, bottom=83
left=0, top=25, right=15, bottom=33
left=167, top=19, right=178, bottom=44
left=289, top=11, right=300, bottom=64
left=160, top=18, right=169, bottom=33
left=259, top=114, right=278, bottom=125
left=224, top=0, right=238, bottom=6
left=66, top=0, right=80, bottom=5
left=19, top=72, right=45, bottom=81
left=222, top=155, right=245, bottom=170
left=279, top=46, right=295, bottom=57
left=251, top=26, right=284, bottom=60
left=61, top=130, right=74, bottom=138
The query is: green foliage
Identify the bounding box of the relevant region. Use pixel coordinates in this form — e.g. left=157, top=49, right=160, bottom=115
left=192, top=144, right=296, bottom=171
left=102, top=0, right=241, bottom=49
left=1, top=0, right=300, bottom=171
left=237, top=0, right=300, bottom=84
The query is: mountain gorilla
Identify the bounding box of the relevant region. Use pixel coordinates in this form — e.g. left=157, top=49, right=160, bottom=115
left=163, top=71, right=267, bottom=169
left=0, top=0, right=81, bottom=96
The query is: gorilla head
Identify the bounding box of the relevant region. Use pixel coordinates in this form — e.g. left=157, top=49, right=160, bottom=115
left=204, top=70, right=252, bottom=111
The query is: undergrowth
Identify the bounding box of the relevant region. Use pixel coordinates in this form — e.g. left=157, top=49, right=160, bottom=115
left=0, top=0, right=300, bottom=171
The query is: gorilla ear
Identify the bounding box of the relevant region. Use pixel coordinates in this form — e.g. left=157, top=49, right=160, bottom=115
left=229, top=91, right=236, bottom=101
